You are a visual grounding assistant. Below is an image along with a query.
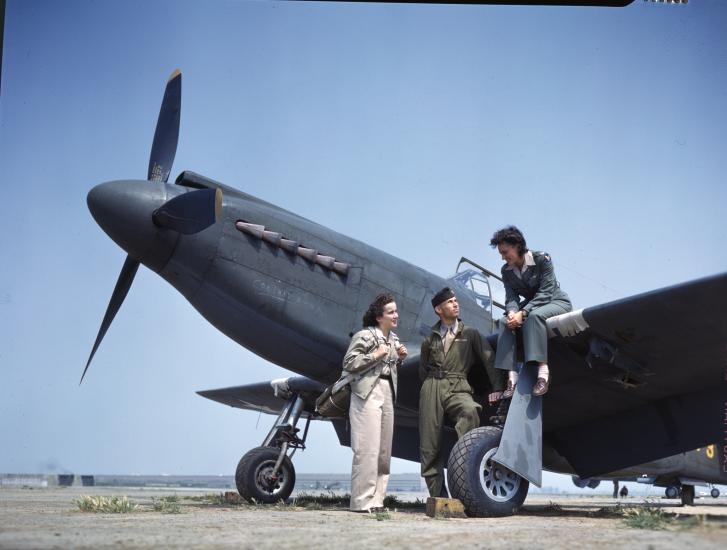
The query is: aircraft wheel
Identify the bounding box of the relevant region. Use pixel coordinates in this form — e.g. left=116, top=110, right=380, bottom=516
left=665, top=486, right=679, bottom=499
left=711, top=487, right=720, bottom=498
left=235, top=446, right=296, bottom=504
left=587, top=479, right=601, bottom=489
left=447, top=426, right=529, bottom=517
left=681, top=484, right=695, bottom=506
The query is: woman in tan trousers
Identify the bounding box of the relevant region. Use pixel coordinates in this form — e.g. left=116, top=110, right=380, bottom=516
left=343, top=293, right=408, bottom=512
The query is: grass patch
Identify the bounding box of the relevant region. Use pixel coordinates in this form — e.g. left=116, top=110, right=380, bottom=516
left=74, top=495, right=138, bottom=513
left=369, top=511, right=392, bottom=521
left=590, top=505, right=627, bottom=519
left=616, top=501, right=702, bottom=531
left=622, top=505, right=668, bottom=530
left=545, top=501, right=562, bottom=513
left=151, top=495, right=182, bottom=514
left=291, top=492, right=350, bottom=509
left=179, top=491, right=424, bottom=512
left=181, top=493, right=243, bottom=506
left=384, top=495, right=425, bottom=510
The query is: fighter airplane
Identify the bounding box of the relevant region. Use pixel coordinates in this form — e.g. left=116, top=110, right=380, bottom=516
left=572, top=445, right=724, bottom=501
left=82, top=69, right=727, bottom=516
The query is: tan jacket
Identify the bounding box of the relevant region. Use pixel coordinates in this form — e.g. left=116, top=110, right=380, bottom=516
left=343, top=328, right=400, bottom=400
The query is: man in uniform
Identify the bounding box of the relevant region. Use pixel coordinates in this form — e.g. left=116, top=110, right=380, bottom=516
left=418, top=287, right=506, bottom=497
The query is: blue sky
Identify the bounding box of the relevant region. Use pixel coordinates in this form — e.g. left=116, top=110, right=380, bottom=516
left=1, top=0, right=726, bottom=492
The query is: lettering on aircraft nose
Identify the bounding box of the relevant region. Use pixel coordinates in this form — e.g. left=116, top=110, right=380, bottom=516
left=235, top=221, right=350, bottom=276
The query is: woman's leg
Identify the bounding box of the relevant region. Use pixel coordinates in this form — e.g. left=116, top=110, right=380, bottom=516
left=522, top=301, right=571, bottom=395
left=522, top=301, right=572, bottom=365
left=494, top=318, right=519, bottom=398
left=373, top=380, right=395, bottom=508
left=349, top=388, right=384, bottom=511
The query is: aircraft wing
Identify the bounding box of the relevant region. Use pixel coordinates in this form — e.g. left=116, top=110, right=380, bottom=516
left=197, top=365, right=427, bottom=463
left=197, top=376, right=327, bottom=415
left=541, top=271, right=727, bottom=478
left=197, top=371, right=421, bottom=424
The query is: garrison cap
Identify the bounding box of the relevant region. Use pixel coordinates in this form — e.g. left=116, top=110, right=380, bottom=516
left=431, top=287, right=455, bottom=309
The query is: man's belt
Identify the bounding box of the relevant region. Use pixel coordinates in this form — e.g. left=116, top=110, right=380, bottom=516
left=427, top=370, right=466, bottom=380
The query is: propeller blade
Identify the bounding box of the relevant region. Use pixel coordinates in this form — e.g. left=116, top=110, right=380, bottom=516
left=80, top=255, right=140, bottom=384
left=152, top=188, right=222, bottom=235
left=147, top=69, right=182, bottom=183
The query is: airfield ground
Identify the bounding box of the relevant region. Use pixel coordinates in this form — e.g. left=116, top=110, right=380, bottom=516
left=1, top=486, right=726, bottom=549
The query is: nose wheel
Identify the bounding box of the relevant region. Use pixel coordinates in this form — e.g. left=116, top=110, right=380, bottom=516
left=236, top=446, right=296, bottom=503
left=235, top=393, right=310, bottom=503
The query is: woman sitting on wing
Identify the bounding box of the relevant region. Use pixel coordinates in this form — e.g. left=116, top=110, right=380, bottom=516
left=343, top=293, right=408, bottom=513
left=490, top=226, right=572, bottom=396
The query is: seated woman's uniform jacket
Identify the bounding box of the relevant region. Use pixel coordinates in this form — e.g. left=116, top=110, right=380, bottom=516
left=343, top=328, right=400, bottom=401
left=501, top=250, right=571, bottom=314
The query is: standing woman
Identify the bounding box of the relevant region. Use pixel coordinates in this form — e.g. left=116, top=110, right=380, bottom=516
left=343, top=293, right=408, bottom=512
left=490, top=226, right=572, bottom=396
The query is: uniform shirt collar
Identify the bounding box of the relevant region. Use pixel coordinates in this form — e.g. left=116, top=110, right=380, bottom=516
left=374, top=327, right=393, bottom=343
left=524, top=250, right=536, bottom=267
left=506, top=250, right=535, bottom=279
left=440, top=319, right=458, bottom=337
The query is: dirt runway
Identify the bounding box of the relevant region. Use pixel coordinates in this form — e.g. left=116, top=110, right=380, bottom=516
left=1, top=487, right=726, bottom=549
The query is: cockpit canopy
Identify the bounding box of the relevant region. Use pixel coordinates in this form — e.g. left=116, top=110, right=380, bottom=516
left=448, top=258, right=507, bottom=331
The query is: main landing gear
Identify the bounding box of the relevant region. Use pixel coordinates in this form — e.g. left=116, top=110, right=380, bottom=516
left=447, top=426, right=529, bottom=517
left=680, top=484, right=695, bottom=506
left=236, top=393, right=311, bottom=503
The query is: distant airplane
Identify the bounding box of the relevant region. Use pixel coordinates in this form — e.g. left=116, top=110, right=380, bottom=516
left=572, top=445, right=723, bottom=504
left=82, top=68, right=726, bottom=516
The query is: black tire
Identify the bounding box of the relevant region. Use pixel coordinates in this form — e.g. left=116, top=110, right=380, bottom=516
left=681, top=484, right=695, bottom=506
left=665, top=486, right=679, bottom=499
left=711, top=487, right=720, bottom=499
left=447, top=426, right=529, bottom=517
left=235, top=446, right=296, bottom=504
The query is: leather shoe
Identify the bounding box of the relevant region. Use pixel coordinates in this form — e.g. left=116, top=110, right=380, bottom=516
left=502, top=379, right=516, bottom=399
left=532, top=376, right=550, bottom=396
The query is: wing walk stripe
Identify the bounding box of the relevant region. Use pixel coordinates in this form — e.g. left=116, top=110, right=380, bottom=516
left=546, top=309, right=589, bottom=338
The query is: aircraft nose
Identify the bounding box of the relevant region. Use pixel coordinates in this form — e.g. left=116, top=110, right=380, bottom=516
left=87, top=180, right=179, bottom=272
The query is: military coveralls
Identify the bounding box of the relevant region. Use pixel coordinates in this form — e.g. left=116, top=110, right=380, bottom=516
left=419, top=320, right=505, bottom=497
left=494, top=250, right=572, bottom=371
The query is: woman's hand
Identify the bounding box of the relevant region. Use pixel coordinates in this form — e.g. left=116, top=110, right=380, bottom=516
left=373, top=344, right=389, bottom=361
left=505, top=310, right=524, bottom=330
left=396, top=344, right=408, bottom=361
left=488, top=391, right=503, bottom=404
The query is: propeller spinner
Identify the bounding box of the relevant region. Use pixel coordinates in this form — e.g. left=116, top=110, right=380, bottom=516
left=81, top=70, right=183, bottom=383
left=81, top=70, right=221, bottom=383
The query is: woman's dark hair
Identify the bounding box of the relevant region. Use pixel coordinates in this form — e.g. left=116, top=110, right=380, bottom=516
left=362, top=293, right=396, bottom=328
left=489, top=226, right=527, bottom=257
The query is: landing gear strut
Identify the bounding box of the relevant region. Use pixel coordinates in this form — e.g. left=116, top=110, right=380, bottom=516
left=235, top=393, right=311, bottom=503
left=681, top=484, right=695, bottom=506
